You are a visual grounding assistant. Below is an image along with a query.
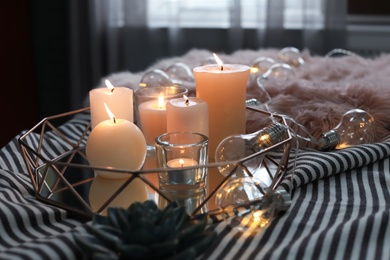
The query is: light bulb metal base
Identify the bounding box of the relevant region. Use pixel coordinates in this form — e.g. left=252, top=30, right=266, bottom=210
left=318, top=130, right=339, bottom=150
left=252, top=123, right=288, bottom=152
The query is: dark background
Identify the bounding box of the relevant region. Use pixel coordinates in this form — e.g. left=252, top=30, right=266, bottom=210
left=1, top=0, right=389, bottom=148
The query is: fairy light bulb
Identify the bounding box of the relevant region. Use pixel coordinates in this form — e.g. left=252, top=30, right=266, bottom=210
left=215, top=123, right=288, bottom=177
left=165, top=62, right=194, bottom=84
left=261, top=63, right=295, bottom=82
left=318, top=109, right=376, bottom=150
left=139, top=69, right=173, bottom=87
left=250, top=57, right=275, bottom=75
left=216, top=177, right=265, bottom=209
left=214, top=177, right=291, bottom=229
left=278, top=47, right=305, bottom=67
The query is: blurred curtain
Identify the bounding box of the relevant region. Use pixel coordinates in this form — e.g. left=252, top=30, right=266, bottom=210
left=69, top=0, right=347, bottom=109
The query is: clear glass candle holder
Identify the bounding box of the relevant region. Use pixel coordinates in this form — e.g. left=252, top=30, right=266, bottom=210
left=155, top=132, right=208, bottom=196
left=134, top=86, right=188, bottom=147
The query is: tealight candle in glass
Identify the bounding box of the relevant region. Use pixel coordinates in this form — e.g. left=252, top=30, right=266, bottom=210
left=155, top=132, right=208, bottom=196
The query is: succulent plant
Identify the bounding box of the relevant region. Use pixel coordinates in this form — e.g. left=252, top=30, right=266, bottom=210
left=74, top=200, right=216, bottom=260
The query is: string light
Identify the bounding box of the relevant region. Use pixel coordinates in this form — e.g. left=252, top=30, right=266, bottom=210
left=215, top=124, right=288, bottom=177
left=318, top=109, right=376, bottom=150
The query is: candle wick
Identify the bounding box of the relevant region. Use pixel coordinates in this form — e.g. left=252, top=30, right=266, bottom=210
left=185, top=99, right=189, bottom=106
left=221, top=65, right=224, bottom=71
left=111, top=88, right=115, bottom=93
left=181, top=164, right=184, bottom=167
left=113, top=117, right=116, bottom=123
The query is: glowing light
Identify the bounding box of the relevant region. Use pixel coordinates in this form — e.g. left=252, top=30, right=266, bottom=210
left=213, top=53, right=224, bottom=70
left=105, top=79, right=115, bottom=92
left=158, top=95, right=165, bottom=109
left=104, top=103, right=116, bottom=123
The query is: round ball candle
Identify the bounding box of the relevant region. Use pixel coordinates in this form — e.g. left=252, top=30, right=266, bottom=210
left=166, top=96, right=209, bottom=137
left=194, top=58, right=250, bottom=156
left=89, top=80, right=134, bottom=128
left=86, top=106, right=147, bottom=179
left=138, top=96, right=167, bottom=145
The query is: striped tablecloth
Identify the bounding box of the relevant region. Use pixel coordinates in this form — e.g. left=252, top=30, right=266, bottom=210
left=1, top=111, right=390, bottom=259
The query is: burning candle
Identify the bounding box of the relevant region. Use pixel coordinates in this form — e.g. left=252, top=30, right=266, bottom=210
left=89, top=79, right=134, bottom=128
left=86, top=103, right=147, bottom=179
left=193, top=53, right=250, bottom=157
left=156, top=132, right=208, bottom=193
left=166, top=95, right=209, bottom=137
left=134, top=86, right=188, bottom=146
left=167, top=158, right=198, bottom=168
left=137, top=94, right=168, bottom=145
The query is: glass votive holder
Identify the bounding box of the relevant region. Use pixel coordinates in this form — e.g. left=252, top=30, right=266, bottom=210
left=155, top=132, right=208, bottom=196
left=134, top=86, right=188, bottom=147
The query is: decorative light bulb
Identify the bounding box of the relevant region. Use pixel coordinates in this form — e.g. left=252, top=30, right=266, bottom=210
left=215, top=123, right=288, bottom=177
left=278, top=47, right=305, bottom=67
left=165, top=62, right=194, bottom=84
left=250, top=57, right=275, bottom=75
left=139, top=69, right=173, bottom=88
left=318, top=109, right=376, bottom=150
left=216, top=177, right=265, bottom=208
left=214, top=177, right=291, bottom=229
left=261, top=63, right=295, bottom=82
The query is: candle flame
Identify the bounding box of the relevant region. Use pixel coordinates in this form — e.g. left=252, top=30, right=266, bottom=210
left=105, top=79, right=115, bottom=92
left=213, top=53, right=224, bottom=71
left=179, top=158, right=184, bottom=167
left=183, top=95, right=189, bottom=106
left=158, top=95, right=165, bottom=109
left=104, top=103, right=116, bottom=123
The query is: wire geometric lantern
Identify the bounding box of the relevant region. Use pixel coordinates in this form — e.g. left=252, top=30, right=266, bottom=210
left=18, top=106, right=292, bottom=221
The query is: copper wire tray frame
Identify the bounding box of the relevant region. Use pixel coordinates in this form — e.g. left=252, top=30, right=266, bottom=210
left=18, top=107, right=292, bottom=220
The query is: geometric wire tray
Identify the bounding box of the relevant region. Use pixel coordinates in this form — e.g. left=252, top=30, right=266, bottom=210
left=18, top=106, right=292, bottom=221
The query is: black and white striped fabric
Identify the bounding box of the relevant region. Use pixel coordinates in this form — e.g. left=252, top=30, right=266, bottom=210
left=1, top=111, right=390, bottom=259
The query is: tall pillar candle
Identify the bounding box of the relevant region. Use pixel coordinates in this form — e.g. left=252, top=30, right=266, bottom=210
left=89, top=80, right=133, bottom=128
left=194, top=63, right=250, bottom=156
left=166, top=96, right=209, bottom=137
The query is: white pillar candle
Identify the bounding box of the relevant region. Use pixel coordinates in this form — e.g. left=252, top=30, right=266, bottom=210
left=138, top=96, right=167, bottom=145
left=194, top=59, right=249, bottom=157
left=166, top=96, right=209, bottom=137
left=89, top=80, right=134, bottom=128
left=86, top=105, right=147, bottom=179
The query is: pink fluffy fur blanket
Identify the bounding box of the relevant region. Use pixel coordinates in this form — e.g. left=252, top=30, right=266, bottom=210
left=101, top=48, right=390, bottom=149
